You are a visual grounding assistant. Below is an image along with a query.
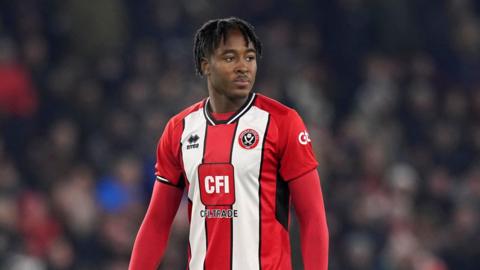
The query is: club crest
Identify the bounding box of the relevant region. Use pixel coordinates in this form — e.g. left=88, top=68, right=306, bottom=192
left=238, top=129, right=259, bottom=149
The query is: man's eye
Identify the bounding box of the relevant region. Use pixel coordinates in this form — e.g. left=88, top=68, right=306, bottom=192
left=224, top=57, right=234, bottom=62
left=246, top=56, right=256, bottom=62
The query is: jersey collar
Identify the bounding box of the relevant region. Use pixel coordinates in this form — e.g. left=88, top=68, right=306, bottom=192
left=203, top=92, right=256, bottom=126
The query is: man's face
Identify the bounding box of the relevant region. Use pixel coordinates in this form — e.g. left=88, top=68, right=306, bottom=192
left=202, top=29, right=257, bottom=99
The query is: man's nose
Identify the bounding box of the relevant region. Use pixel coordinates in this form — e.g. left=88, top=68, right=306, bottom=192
left=235, top=59, right=248, bottom=74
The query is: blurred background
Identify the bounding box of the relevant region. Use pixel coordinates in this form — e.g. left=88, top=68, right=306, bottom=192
left=1, top=0, right=480, bottom=269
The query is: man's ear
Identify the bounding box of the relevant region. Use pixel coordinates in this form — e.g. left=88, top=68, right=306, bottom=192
left=201, top=57, right=210, bottom=76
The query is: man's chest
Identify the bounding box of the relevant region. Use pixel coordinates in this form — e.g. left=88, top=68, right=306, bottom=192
left=179, top=107, right=274, bottom=202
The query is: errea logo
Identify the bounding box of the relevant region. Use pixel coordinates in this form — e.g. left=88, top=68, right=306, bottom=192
left=298, top=130, right=311, bottom=145
left=187, top=134, right=200, bottom=150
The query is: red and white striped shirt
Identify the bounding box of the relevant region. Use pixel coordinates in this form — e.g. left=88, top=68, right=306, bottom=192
left=155, top=93, right=318, bottom=270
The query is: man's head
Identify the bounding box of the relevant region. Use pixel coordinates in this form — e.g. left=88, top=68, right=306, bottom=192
left=194, top=17, right=262, bottom=76
left=193, top=17, right=262, bottom=100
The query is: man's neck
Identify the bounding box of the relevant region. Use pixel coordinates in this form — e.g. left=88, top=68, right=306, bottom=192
left=207, top=93, right=250, bottom=113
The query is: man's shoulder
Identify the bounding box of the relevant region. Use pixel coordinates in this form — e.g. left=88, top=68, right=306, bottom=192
left=168, top=99, right=205, bottom=128
left=254, top=93, right=296, bottom=119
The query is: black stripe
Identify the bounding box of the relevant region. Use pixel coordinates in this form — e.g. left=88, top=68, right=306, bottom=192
left=178, top=174, right=186, bottom=189
left=230, top=205, right=234, bottom=270
left=228, top=122, right=238, bottom=270
left=187, top=198, right=193, bottom=270
left=204, top=213, right=208, bottom=270
left=156, top=177, right=184, bottom=189
left=179, top=118, right=188, bottom=188
left=201, top=121, right=209, bottom=270
left=275, top=172, right=290, bottom=231
left=257, top=114, right=270, bottom=270
left=229, top=122, right=239, bottom=163
left=201, top=121, right=208, bottom=164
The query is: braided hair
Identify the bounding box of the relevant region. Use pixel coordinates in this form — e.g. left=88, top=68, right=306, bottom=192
left=193, top=17, right=263, bottom=76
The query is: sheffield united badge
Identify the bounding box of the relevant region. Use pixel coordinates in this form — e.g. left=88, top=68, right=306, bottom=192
left=238, top=129, right=259, bottom=149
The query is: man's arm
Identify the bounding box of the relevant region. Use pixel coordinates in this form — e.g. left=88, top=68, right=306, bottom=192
left=289, top=169, right=329, bottom=270
left=129, top=181, right=183, bottom=270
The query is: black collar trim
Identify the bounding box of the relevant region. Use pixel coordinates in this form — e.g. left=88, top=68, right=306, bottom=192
left=203, top=93, right=256, bottom=126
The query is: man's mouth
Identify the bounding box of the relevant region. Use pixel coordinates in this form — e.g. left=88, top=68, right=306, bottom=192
left=233, top=76, right=250, bottom=87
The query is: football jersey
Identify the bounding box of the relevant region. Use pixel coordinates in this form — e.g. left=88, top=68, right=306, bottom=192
left=155, top=93, right=318, bottom=270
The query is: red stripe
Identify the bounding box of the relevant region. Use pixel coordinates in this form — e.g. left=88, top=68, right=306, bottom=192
left=205, top=205, right=232, bottom=269
left=203, top=124, right=237, bottom=270
left=259, top=120, right=292, bottom=269
left=259, top=127, right=275, bottom=270
left=203, top=124, right=236, bottom=162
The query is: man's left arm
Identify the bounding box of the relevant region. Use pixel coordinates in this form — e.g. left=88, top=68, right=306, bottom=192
left=289, top=169, right=329, bottom=270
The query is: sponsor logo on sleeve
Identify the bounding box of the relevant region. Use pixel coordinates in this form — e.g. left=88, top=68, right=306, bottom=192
left=298, top=130, right=311, bottom=145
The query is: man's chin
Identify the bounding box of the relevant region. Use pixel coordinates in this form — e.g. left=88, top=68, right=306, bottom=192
left=230, top=87, right=252, bottom=98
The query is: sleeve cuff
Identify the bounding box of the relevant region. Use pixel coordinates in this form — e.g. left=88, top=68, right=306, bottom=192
left=156, top=175, right=184, bottom=189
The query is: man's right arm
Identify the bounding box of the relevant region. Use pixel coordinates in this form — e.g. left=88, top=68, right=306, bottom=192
left=128, top=181, right=183, bottom=270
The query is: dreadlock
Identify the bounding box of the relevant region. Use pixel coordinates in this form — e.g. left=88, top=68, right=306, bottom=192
left=193, top=17, right=263, bottom=76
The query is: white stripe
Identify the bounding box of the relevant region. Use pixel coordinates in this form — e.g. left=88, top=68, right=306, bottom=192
left=231, top=105, right=269, bottom=270
left=182, top=109, right=207, bottom=270
left=188, top=198, right=206, bottom=270
left=156, top=176, right=171, bottom=183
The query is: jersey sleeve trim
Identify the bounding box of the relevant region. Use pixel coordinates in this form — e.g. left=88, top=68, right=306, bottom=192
left=156, top=175, right=184, bottom=189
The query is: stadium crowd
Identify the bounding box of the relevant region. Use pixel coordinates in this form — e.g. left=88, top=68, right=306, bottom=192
left=1, top=0, right=480, bottom=269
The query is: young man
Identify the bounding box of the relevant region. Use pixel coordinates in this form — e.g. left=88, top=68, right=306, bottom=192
left=129, top=17, right=329, bottom=270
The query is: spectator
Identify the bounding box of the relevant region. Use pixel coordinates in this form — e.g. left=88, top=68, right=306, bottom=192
left=0, top=37, right=37, bottom=118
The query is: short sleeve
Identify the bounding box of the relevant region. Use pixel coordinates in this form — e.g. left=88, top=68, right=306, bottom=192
left=278, top=110, right=318, bottom=181
left=155, top=119, right=184, bottom=187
